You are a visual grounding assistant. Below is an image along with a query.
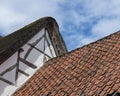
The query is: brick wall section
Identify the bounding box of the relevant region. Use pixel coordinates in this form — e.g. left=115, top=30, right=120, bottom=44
left=13, top=31, right=120, bottom=96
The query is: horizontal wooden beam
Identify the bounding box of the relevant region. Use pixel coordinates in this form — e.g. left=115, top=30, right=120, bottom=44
left=18, top=69, right=29, bottom=77
left=28, top=43, right=51, bottom=59
left=19, top=57, right=37, bottom=69
left=0, top=76, right=14, bottom=85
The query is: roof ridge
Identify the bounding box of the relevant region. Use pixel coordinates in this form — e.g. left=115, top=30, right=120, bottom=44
left=13, top=29, right=120, bottom=96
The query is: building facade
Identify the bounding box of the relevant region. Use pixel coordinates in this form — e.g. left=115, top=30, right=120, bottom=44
left=0, top=17, right=67, bottom=96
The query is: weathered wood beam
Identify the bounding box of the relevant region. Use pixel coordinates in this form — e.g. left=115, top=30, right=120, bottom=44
left=24, top=47, right=33, bottom=59
left=18, top=69, right=29, bottom=77
left=28, top=43, right=51, bottom=59
left=19, top=57, right=37, bottom=69
left=43, top=31, right=46, bottom=53
left=0, top=76, right=14, bottom=85
left=45, top=38, right=54, bottom=57
left=0, top=64, right=16, bottom=76
left=24, top=34, right=45, bottom=59
left=43, top=31, right=46, bottom=63
left=45, top=31, right=54, bottom=57
left=15, top=51, right=20, bottom=85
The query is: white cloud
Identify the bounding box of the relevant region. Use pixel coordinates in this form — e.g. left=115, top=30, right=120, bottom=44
left=1, top=0, right=120, bottom=50
left=91, top=18, right=120, bottom=38
left=0, top=4, right=27, bottom=34
left=0, top=0, right=63, bottom=35
left=64, top=32, right=96, bottom=51
left=62, top=0, right=120, bottom=50
left=80, top=0, right=120, bottom=17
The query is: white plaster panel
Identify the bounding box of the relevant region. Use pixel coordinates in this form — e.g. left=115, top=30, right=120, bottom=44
left=36, top=38, right=44, bottom=52
left=26, top=48, right=42, bottom=64
left=0, top=28, right=57, bottom=96
left=33, top=54, right=44, bottom=67
left=0, top=83, right=16, bottom=96
left=45, top=30, right=56, bottom=57
left=17, top=72, right=28, bottom=86
left=2, top=68, right=16, bottom=83
left=20, top=44, right=30, bottom=58
left=0, top=52, right=17, bottom=73
left=44, top=41, right=52, bottom=57
left=19, top=61, right=34, bottom=74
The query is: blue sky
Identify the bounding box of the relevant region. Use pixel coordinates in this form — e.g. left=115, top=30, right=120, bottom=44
left=0, top=0, right=120, bottom=51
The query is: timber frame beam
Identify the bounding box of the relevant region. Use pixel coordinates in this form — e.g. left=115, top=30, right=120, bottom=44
left=0, top=28, right=56, bottom=86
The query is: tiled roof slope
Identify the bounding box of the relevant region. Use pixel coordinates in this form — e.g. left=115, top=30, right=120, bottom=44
left=13, top=31, right=120, bottom=96
left=0, top=17, right=67, bottom=65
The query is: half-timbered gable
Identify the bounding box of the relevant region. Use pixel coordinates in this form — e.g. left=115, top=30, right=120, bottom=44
left=0, top=17, right=67, bottom=96
left=14, top=31, right=120, bottom=96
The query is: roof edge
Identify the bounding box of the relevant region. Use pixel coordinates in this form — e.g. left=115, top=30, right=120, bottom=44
left=45, top=30, right=120, bottom=64
left=0, top=17, right=67, bottom=64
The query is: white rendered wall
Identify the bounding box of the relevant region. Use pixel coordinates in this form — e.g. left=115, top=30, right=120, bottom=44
left=0, top=28, right=56, bottom=96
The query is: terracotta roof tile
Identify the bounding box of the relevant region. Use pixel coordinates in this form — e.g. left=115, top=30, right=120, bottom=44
left=13, top=31, right=120, bottom=95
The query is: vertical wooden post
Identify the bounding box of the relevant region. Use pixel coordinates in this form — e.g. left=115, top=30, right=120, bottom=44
left=45, top=29, right=54, bottom=57
left=43, top=30, right=46, bottom=63
left=15, top=48, right=24, bottom=85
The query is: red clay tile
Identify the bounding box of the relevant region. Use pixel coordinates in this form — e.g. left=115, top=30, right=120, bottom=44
left=13, top=31, right=120, bottom=95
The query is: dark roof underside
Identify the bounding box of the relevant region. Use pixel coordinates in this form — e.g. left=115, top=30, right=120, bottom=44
left=13, top=31, right=120, bottom=96
left=0, top=17, right=67, bottom=64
